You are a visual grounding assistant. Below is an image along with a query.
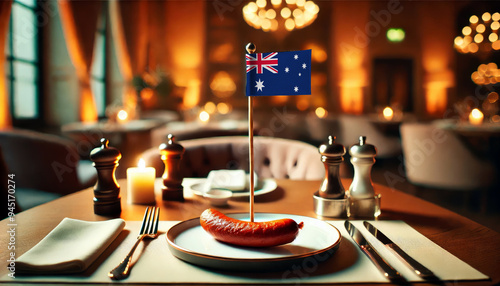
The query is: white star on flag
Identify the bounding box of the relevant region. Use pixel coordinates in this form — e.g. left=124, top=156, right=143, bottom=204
left=255, top=79, right=265, bottom=91
left=302, top=63, right=307, bottom=69
left=294, top=54, right=298, bottom=60
left=294, top=86, right=299, bottom=92
left=285, top=67, right=289, bottom=73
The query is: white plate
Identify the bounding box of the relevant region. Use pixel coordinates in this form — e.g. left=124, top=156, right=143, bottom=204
left=166, top=213, right=341, bottom=271
left=189, top=178, right=277, bottom=198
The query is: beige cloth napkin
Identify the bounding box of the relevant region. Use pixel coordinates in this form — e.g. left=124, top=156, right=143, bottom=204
left=16, top=218, right=125, bottom=274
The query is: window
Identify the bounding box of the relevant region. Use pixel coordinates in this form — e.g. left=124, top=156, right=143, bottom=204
left=6, top=0, right=40, bottom=124
left=91, top=3, right=107, bottom=118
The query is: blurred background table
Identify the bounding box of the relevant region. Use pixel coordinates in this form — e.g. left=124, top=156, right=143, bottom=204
left=62, top=119, right=165, bottom=178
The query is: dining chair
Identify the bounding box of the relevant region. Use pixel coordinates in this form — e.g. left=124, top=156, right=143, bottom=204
left=142, top=136, right=325, bottom=180
left=338, top=114, right=402, bottom=159
left=400, top=122, right=495, bottom=191
left=0, top=128, right=97, bottom=210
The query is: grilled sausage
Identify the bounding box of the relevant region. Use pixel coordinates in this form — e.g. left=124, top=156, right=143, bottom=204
left=200, top=208, right=304, bottom=247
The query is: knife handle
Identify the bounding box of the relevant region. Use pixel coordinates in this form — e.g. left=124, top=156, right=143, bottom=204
left=362, top=244, right=403, bottom=282
left=389, top=244, right=436, bottom=279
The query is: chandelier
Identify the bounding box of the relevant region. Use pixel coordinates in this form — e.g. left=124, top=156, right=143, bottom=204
left=454, top=12, right=500, bottom=54
left=242, top=0, right=319, bottom=32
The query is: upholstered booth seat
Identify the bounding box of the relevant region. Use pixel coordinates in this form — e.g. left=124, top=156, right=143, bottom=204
left=142, top=136, right=325, bottom=180
left=400, top=122, right=495, bottom=191
left=0, top=129, right=97, bottom=211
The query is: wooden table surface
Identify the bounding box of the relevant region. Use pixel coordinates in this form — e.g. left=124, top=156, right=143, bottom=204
left=1, top=178, right=499, bottom=285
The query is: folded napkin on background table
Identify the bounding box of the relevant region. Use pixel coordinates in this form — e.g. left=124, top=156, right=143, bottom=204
left=16, top=218, right=125, bottom=274
left=202, top=170, right=258, bottom=192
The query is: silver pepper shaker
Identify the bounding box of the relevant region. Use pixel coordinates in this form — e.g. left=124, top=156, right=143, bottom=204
left=349, top=136, right=376, bottom=199
left=313, top=135, right=349, bottom=218
left=318, top=136, right=346, bottom=199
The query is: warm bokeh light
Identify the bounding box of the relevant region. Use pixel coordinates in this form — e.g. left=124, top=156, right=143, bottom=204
left=382, top=107, right=394, bottom=121
left=471, top=63, right=500, bottom=85
left=210, top=71, right=236, bottom=98
left=217, top=102, right=231, bottom=114
left=476, top=24, right=486, bottom=33
left=315, top=107, right=327, bottom=118
left=491, top=114, right=500, bottom=123
left=296, top=98, right=309, bottom=111
left=199, top=111, right=210, bottom=122
left=483, top=12, right=491, bottom=22
left=474, top=34, right=484, bottom=43
left=469, top=108, right=484, bottom=125
left=455, top=12, right=500, bottom=54
left=462, top=26, right=472, bottom=36
left=117, top=109, right=128, bottom=122
left=304, top=43, right=327, bottom=62
left=493, top=12, right=500, bottom=21
left=487, top=92, right=499, bottom=103
left=489, top=33, right=498, bottom=42
left=204, top=101, right=216, bottom=114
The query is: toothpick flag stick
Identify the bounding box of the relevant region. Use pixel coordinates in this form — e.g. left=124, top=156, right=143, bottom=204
left=245, top=43, right=311, bottom=222
left=246, top=42, right=256, bottom=223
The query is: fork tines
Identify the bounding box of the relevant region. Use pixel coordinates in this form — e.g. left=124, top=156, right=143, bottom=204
left=139, top=207, right=160, bottom=237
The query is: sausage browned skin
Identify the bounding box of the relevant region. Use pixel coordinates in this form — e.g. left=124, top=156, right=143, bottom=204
left=200, top=208, right=304, bottom=247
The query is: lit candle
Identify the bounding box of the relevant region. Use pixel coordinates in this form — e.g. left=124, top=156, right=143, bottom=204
left=127, top=158, right=156, bottom=204
left=469, top=108, right=484, bottom=125
left=382, top=106, right=394, bottom=121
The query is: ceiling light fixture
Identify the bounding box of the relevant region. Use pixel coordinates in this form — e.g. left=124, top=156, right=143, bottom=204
left=242, top=0, right=319, bottom=32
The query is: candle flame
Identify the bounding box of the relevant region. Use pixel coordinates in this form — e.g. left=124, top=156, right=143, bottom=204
left=469, top=108, right=484, bottom=125
left=138, top=158, right=146, bottom=168
left=382, top=107, right=394, bottom=121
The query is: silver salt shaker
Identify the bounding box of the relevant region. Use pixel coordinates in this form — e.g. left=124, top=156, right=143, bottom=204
left=348, top=136, right=381, bottom=217
left=349, top=136, right=376, bottom=198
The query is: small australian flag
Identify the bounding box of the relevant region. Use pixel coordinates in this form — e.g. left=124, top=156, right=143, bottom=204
left=245, top=49, right=311, bottom=96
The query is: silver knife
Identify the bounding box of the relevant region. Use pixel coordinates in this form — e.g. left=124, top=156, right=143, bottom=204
left=364, top=221, right=438, bottom=280
left=344, top=221, right=405, bottom=283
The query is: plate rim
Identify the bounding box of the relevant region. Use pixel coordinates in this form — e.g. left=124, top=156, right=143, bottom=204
left=189, top=178, right=278, bottom=198
left=166, top=212, right=342, bottom=264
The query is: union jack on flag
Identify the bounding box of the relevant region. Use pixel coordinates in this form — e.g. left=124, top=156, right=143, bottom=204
left=245, top=49, right=311, bottom=96
left=246, top=52, right=278, bottom=74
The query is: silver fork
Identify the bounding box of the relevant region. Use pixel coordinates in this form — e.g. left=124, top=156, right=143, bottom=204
left=108, top=207, right=160, bottom=280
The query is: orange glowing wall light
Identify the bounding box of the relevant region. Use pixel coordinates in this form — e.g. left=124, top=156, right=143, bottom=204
left=419, top=2, right=455, bottom=116
left=331, top=2, right=369, bottom=114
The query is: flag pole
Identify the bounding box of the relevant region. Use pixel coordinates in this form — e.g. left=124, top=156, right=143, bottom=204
left=246, top=43, right=256, bottom=223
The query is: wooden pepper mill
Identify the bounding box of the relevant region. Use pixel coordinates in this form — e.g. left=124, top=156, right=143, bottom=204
left=90, top=138, right=122, bottom=215
left=318, top=136, right=346, bottom=199
left=159, top=134, right=185, bottom=201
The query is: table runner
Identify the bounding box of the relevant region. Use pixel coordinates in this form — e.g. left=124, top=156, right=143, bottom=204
left=1, top=220, right=488, bottom=284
